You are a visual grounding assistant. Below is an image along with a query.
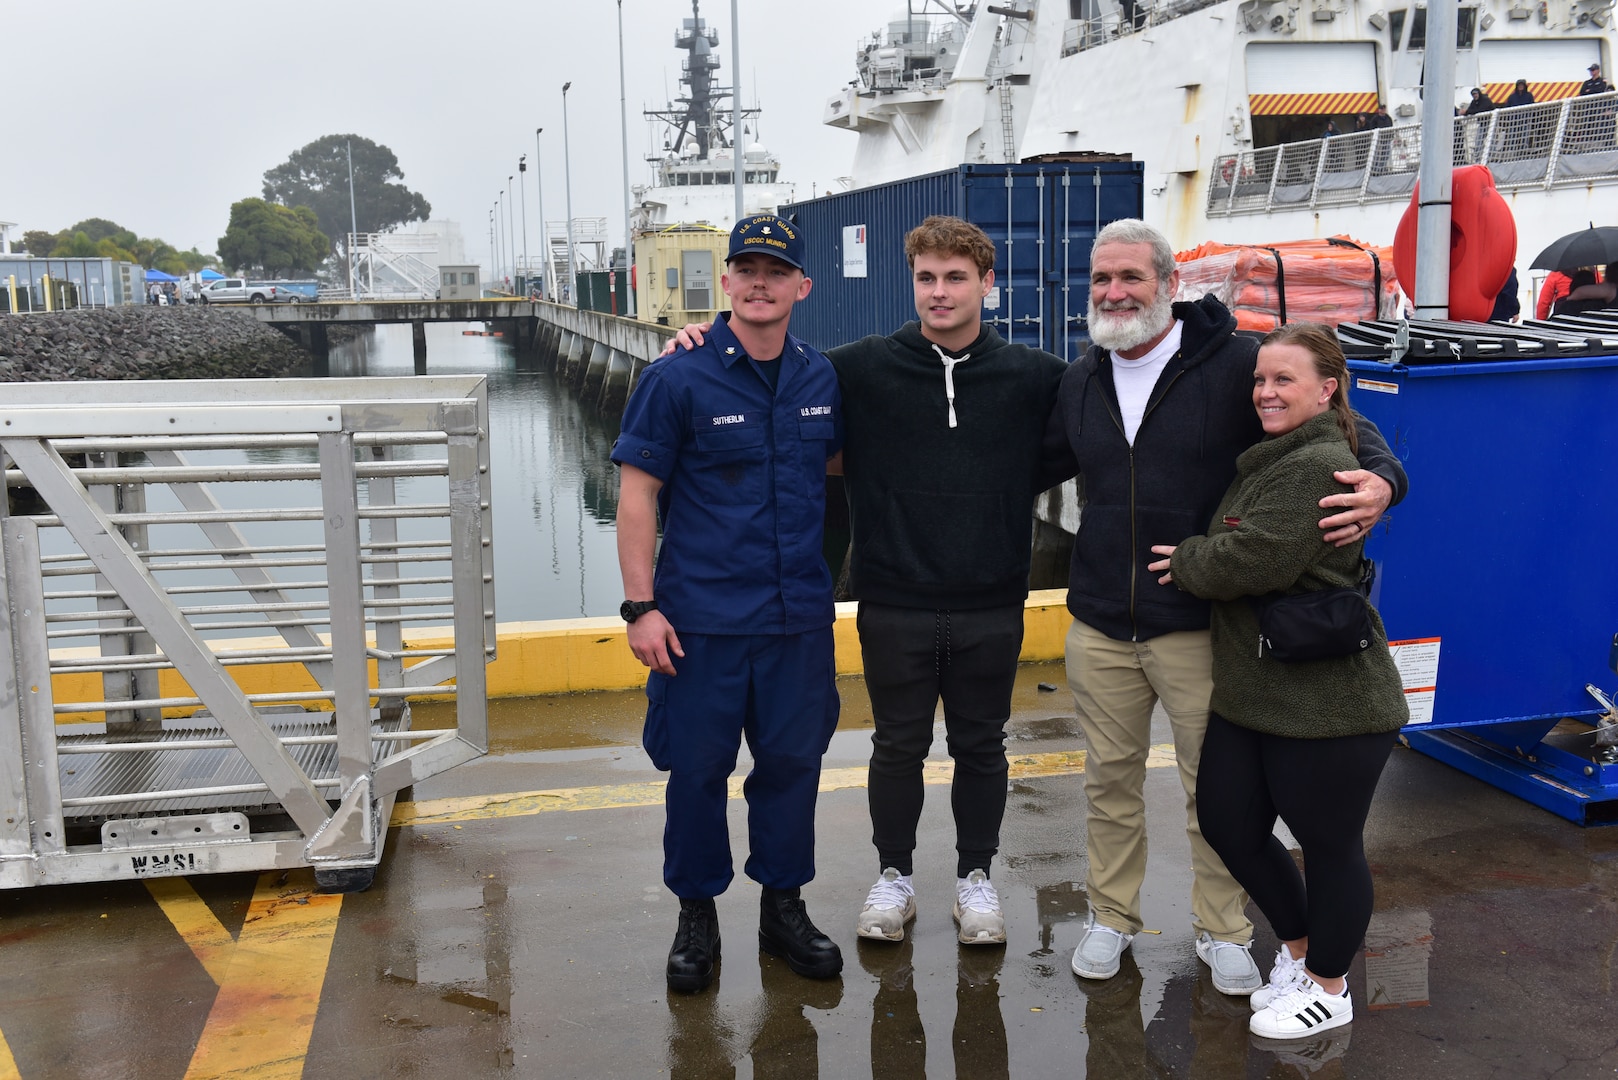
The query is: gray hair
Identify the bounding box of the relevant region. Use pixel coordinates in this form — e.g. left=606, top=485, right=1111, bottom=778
left=1093, top=219, right=1177, bottom=282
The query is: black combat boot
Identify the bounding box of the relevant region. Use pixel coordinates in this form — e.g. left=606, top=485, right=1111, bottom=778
left=758, top=886, right=843, bottom=979
left=667, top=897, right=720, bottom=992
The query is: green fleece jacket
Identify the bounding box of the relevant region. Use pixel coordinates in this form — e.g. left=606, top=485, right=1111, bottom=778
left=1168, top=411, right=1408, bottom=739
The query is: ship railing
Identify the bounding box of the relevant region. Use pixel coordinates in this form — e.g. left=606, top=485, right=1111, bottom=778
left=0, top=376, right=493, bottom=891
left=1060, top=0, right=1233, bottom=55
left=857, top=61, right=952, bottom=95
left=1208, top=91, right=1618, bottom=217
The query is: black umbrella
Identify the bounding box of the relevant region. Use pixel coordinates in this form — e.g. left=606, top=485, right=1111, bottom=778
left=1529, top=225, right=1618, bottom=272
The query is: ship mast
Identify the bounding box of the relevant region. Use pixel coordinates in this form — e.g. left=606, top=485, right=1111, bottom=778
left=643, top=0, right=760, bottom=162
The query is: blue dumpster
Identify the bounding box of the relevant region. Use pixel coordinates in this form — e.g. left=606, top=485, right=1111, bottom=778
left=1345, top=320, right=1618, bottom=824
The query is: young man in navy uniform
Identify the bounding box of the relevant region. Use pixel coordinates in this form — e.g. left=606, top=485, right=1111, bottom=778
left=613, top=215, right=845, bottom=993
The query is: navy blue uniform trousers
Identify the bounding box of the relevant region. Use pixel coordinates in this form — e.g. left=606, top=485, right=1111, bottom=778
left=643, top=628, right=839, bottom=899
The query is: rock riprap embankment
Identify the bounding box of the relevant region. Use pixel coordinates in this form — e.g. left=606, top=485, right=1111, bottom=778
left=0, top=306, right=309, bottom=383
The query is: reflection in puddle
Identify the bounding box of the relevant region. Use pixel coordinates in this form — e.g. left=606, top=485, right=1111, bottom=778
left=954, top=949, right=1009, bottom=1080
left=861, top=938, right=924, bottom=1075
left=1033, top=879, right=1090, bottom=955
left=665, top=954, right=843, bottom=1079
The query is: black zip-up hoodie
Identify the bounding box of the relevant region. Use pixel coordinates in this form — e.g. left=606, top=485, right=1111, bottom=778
left=1040, top=294, right=1407, bottom=642
left=829, top=322, right=1067, bottom=610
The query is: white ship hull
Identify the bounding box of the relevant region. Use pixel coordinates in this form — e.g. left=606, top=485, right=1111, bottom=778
left=827, top=0, right=1618, bottom=274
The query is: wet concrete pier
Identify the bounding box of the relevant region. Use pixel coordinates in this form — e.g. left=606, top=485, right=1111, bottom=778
left=1, top=662, right=1615, bottom=1079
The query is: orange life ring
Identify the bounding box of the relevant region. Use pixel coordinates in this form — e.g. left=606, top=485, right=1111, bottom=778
left=1392, top=165, right=1517, bottom=322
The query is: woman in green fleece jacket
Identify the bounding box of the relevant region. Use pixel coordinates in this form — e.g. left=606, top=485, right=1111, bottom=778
left=1147, top=322, right=1407, bottom=1043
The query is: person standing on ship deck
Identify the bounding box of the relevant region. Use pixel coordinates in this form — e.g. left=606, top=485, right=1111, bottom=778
left=1039, top=218, right=1409, bottom=998
left=666, top=216, right=1068, bottom=949
left=614, top=214, right=845, bottom=995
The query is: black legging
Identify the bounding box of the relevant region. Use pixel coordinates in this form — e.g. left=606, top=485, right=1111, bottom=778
left=859, top=602, right=1025, bottom=880
left=1195, top=711, right=1398, bottom=979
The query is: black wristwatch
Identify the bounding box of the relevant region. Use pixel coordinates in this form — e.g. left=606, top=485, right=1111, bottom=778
left=620, top=599, right=658, bottom=623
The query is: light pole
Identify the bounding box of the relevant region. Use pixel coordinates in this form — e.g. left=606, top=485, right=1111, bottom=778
left=618, top=0, right=636, bottom=315
left=508, top=173, right=517, bottom=294
left=562, top=80, right=577, bottom=305
left=535, top=128, right=549, bottom=301
left=346, top=139, right=360, bottom=297
left=488, top=210, right=495, bottom=287
left=731, top=0, right=744, bottom=224
left=497, top=190, right=506, bottom=291
left=518, top=155, right=530, bottom=297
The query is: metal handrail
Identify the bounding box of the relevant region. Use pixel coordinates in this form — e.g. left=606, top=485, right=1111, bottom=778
left=1209, top=91, right=1618, bottom=216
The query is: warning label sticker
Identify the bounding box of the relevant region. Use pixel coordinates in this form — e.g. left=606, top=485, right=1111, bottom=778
left=1388, top=637, right=1441, bottom=725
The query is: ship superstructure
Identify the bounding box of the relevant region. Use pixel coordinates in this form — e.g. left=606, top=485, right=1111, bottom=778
left=631, top=0, right=797, bottom=235
left=632, top=0, right=799, bottom=324
left=826, top=0, right=1618, bottom=271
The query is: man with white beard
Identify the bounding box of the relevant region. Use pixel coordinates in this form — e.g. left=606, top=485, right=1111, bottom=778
left=1039, top=219, right=1408, bottom=996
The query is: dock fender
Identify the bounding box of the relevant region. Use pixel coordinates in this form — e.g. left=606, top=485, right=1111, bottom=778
left=1392, top=165, right=1517, bottom=322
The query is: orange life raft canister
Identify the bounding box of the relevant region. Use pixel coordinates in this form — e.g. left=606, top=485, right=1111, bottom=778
left=1392, top=165, right=1517, bottom=323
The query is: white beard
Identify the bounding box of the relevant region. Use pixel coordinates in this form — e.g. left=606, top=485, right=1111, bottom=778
left=1088, top=288, right=1175, bottom=353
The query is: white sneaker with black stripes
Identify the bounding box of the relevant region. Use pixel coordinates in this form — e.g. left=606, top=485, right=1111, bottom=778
left=1248, top=981, right=1353, bottom=1039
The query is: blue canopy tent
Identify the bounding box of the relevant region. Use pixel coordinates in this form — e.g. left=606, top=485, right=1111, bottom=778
left=198, top=268, right=225, bottom=281
left=144, top=268, right=180, bottom=282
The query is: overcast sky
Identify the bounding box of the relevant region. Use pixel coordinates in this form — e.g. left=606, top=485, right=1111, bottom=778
left=6, top=0, right=893, bottom=266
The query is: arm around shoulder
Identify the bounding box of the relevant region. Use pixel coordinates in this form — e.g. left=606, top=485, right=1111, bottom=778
left=1350, top=411, right=1408, bottom=505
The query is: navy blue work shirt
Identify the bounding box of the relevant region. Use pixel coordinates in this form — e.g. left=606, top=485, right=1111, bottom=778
left=612, top=313, right=843, bottom=635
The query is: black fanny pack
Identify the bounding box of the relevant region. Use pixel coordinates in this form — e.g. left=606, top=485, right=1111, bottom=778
left=1250, top=560, right=1376, bottom=663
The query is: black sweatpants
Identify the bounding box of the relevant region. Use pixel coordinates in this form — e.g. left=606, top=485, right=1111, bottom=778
left=859, top=602, right=1025, bottom=880
left=1195, top=711, right=1398, bottom=979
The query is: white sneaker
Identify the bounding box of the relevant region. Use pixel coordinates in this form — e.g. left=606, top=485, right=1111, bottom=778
left=856, top=867, right=916, bottom=941
left=1251, top=946, right=1310, bottom=1011
left=953, top=869, right=1006, bottom=945
left=1070, top=914, right=1134, bottom=979
left=1195, top=932, right=1263, bottom=995
left=1249, top=981, right=1354, bottom=1039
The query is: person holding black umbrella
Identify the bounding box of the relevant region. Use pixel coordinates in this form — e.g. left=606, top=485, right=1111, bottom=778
left=1531, top=227, right=1618, bottom=313
left=1554, top=267, right=1617, bottom=315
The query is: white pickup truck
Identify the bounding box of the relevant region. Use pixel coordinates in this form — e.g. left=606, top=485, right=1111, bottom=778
left=197, top=279, right=297, bottom=304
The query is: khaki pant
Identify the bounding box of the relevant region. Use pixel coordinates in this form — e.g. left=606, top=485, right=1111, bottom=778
left=1064, top=618, right=1251, bottom=941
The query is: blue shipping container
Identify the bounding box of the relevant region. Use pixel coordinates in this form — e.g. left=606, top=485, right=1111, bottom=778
left=780, top=162, right=1143, bottom=361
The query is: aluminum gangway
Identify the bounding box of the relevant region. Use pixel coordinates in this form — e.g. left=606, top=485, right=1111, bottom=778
left=0, top=376, right=493, bottom=891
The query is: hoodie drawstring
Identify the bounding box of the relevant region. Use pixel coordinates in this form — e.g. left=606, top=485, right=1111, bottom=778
left=931, top=343, right=969, bottom=428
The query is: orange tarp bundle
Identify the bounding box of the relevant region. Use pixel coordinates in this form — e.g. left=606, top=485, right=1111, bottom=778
left=1173, top=237, right=1406, bottom=332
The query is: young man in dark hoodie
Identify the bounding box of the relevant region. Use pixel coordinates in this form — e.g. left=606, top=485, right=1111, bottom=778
left=832, top=216, right=1068, bottom=947
left=1041, top=218, right=1408, bottom=997
left=670, top=216, right=1067, bottom=946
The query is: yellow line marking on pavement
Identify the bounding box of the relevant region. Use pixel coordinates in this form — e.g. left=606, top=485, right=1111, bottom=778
left=0, top=1025, right=19, bottom=1080
left=391, top=744, right=1179, bottom=827
left=145, top=877, right=237, bottom=986
left=181, top=869, right=343, bottom=1080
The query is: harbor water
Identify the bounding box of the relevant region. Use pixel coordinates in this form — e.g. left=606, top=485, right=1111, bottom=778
left=326, top=322, right=626, bottom=622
